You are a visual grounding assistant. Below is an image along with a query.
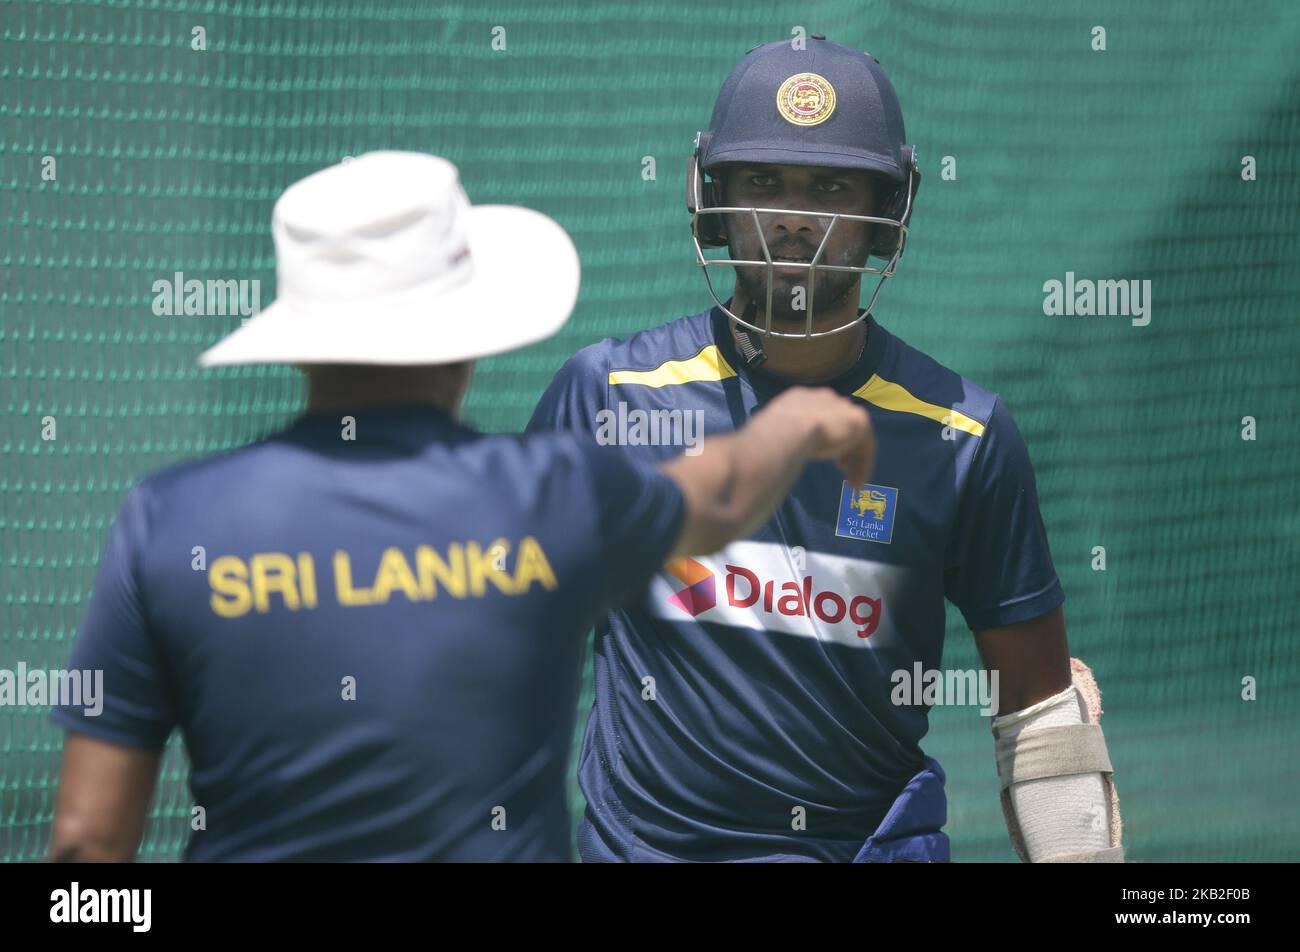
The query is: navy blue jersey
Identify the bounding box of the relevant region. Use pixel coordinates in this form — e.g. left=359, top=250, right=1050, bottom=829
left=51, top=403, right=684, bottom=862
left=527, top=305, right=1065, bottom=862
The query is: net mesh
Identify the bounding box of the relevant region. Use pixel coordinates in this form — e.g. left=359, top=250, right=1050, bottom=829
left=2, top=0, right=1298, bottom=862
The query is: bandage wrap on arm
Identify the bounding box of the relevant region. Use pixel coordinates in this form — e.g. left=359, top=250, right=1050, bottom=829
left=992, top=658, right=1124, bottom=862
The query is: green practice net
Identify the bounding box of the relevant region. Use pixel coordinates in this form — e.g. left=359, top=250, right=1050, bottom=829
left=3, top=0, right=1298, bottom=862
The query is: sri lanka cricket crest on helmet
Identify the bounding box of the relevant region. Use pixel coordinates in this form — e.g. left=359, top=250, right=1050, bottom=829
left=776, top=72, right=837, bottom=126
left=686, top=38, right=922, bottom=339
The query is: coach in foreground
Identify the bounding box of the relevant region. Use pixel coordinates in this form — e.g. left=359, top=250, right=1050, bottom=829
left=48, top=151, right=877, bottom=862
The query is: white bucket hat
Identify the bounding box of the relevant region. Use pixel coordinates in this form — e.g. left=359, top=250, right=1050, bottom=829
left=198, top=151, right=580, bottom=367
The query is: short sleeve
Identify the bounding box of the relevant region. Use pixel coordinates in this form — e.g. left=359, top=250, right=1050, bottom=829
left=944, top=397, right=1065, bottom=631
left=576, top=440, right=686, bottom=609
left=50, top=484, right=177, bottom=749
left=526, top=343, right=608, bottom=435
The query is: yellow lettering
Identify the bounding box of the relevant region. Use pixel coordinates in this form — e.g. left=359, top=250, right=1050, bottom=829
left=371, top=547, right=421, bottom=604
left=298, top=553, right=317, bottom=608
left=415, top=543, right=467, bottom=599
left=209, top=556, right=251, bottom=618
left=513, top=537, right=558, bottom=592
left=466, top=541, right=515, bottom=596
left=251, top=552, right=299, bottom=612
left=334, top=550, right=372, bottom=605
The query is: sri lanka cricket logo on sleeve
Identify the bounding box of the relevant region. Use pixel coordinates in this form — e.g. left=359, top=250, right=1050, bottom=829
left=836, top=482, right=899, bottom=544
left=776, top=73, right=836, bottom=126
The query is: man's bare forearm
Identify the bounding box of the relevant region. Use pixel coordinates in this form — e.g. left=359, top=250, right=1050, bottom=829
left=664, top=419, right=816, bottom=556
left=48, top=732, right=160, bottom=863
left=661, top=388, right=874, bottom=558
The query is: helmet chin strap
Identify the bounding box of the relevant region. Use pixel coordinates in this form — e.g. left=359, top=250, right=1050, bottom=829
left=730, top=297, right=872, bottom=376
left=733, top=299, right=768, bottom=367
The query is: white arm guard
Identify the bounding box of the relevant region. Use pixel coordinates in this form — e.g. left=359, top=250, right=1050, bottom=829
left=991, top=658, right=1124, bottom=862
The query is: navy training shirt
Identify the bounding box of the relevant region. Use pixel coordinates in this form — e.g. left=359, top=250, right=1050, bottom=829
left=52, top=403, right=684, bottom=862
left=527, top=305, right=1065, bottom=862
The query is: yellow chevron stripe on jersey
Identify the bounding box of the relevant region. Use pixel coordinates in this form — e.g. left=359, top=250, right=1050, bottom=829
left=608, top=345, right=738, bottom=388
left=853, top=374, right=987, bottom=437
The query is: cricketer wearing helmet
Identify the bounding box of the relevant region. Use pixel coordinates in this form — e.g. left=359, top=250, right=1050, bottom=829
left=528, top=38, right=1123, bottom=862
